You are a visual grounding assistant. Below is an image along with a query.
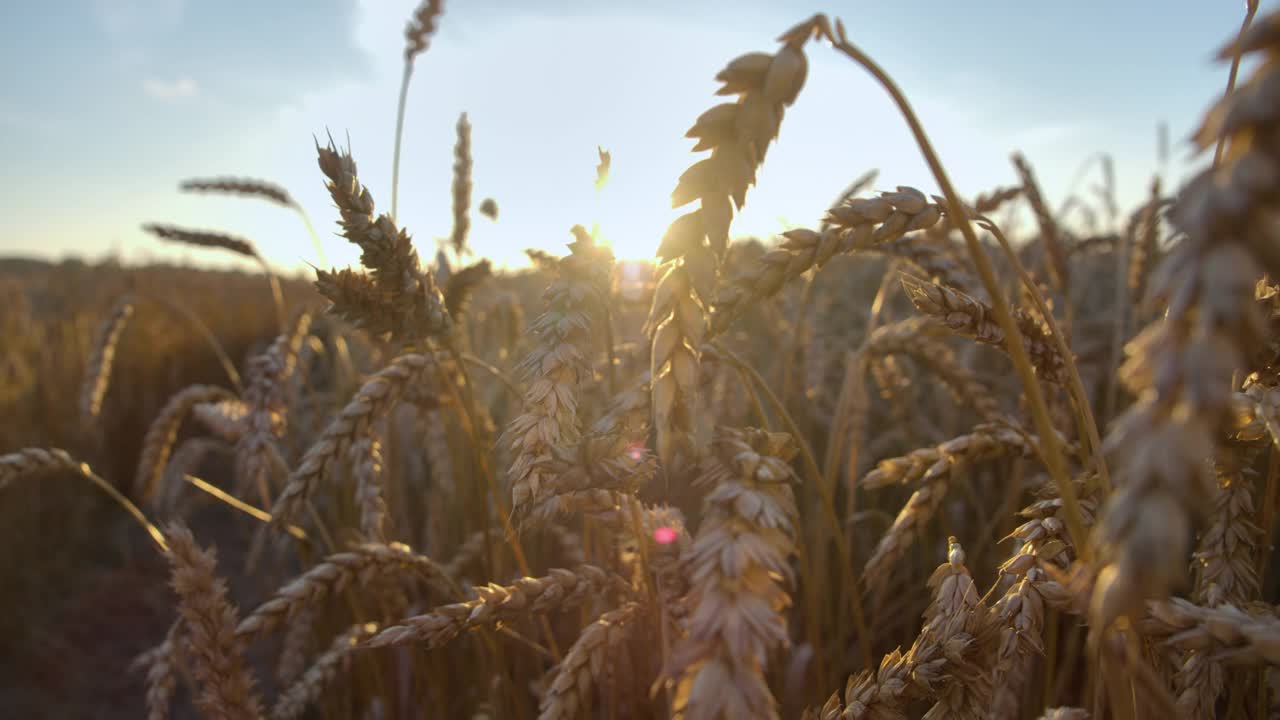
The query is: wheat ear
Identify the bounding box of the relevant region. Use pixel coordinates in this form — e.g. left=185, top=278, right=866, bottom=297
left=811, top=539, right=991, bottom=719
left=1092, top=14, right=1280, bottom=630
left=648, top=16, right=827, bottom=471
left=862, top=424, right=1038, bottom=589
left=237, top=542, right=449, bottom=641
left=364, top=565, right=624, bottom=649
left=80, top=294, right=134, bottom=426
left=539, top=602, right=644, bottom=720
left=132, top=621, right=182, bottom=720
left=1011, top=153, right=1070, bottom=294
left=671, top=427, right=799, bottom=720
left=507, top=227, right=613, bottom=514
left=450, top=111, right=472, bottom=257
left=901, top=274, right=1067, bottom=384
left=272, top=353, right=440, bottom=527
left=1173, top=449, right=1262, bottom=716
left=314, top=139, right=451, bottom=342
left=710, top=186, right=947, bottom=336
left=135, top=385, right=236, bottom=501
left=270, top=622, right=378, bottom=720
left=164, top=522, right=264, bottom=719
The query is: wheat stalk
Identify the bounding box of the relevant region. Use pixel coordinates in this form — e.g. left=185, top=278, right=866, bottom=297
left=392, top=0, right=446, bottom=218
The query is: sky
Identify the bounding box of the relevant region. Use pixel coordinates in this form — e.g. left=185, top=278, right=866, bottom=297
left=0, top=0, right=1274, bottom=272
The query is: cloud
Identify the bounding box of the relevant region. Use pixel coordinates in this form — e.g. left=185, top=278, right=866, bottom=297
left=142, top=76, right=198, bottom=100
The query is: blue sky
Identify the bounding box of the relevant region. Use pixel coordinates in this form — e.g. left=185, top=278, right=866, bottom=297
left=0, top=1, right=1273, bottom=271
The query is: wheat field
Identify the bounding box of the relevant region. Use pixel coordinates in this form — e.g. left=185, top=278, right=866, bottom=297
left=6, top=3, right=1280, bottom=719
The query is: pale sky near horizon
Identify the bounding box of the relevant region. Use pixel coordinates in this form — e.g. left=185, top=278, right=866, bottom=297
left=1, top=1, right=1274, bottom=272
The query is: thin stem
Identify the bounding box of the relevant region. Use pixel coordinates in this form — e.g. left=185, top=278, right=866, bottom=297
left=391, top=63, right=413, bottom=221
left=828, top=23, right=1089, bottom=558
left=292, top=204, right=329, bottom=268
left=138, top=291, right=243, bottom=394
left=74, top=460, right=167, bottom=552
left=460, top=353, right=522, bottom=403
left=182, top=473, right=309, bottom=542
left=1214, top=0, right=1261, bottom=167
left=253, top=254, right=289, bottom=336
